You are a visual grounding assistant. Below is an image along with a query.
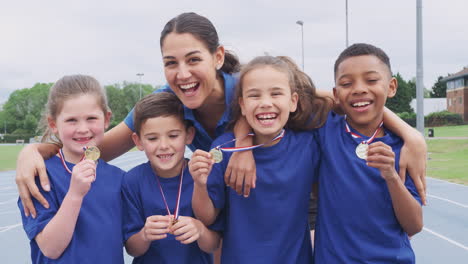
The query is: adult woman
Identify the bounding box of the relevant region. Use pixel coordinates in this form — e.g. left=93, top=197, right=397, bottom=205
left=16, top=12, right=427, bottom=219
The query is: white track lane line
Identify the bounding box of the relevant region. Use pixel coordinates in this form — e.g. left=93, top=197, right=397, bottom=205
left=423, top=227, right=468, bottom=251
left=427, top=194, right=468, bottom=208
left=427, top=177, right=468, bottom=188
left=0, top=223, right=22, bottom=233
left=0, top=210, right=18, bottom=215
left=0, top=198, right=17, bottom=205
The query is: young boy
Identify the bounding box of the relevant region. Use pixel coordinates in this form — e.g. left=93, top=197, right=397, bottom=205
left=314, top=43, right=423, bottom=263
left=121, top=92, right=221, bottom=264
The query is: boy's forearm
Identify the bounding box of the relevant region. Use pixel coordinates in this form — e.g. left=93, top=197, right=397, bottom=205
left=197, top=225, right=221, bottom=253
left=386, top=176, right=423, bottom=236
left=125, top=230, right=151, bottom=257
left=192, top=183, right=218, bottom=226
left=35, top=193, right=83, bottom=259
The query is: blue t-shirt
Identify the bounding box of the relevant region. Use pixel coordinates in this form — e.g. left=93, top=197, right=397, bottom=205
left=122, top=161, right=218, bottom=264
left=207, top=130, right=320, bottom=264
left=314, top=112, right=422, bottom=264
left=124, top=71, right=237, bottom=152
left=18, top=156, right=124, bottom=264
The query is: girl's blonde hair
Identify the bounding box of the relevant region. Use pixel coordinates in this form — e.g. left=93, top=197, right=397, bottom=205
left=230, top=56, right=332, bottom=131
left=40, top=75, right=109, bottom=147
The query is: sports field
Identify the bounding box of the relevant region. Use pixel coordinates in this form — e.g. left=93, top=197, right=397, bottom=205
left=1, top=149, right=467, bottom=263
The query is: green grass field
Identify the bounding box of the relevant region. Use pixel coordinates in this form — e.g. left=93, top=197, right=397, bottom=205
left=425, top=124, right=468, bottom=137
left=426, top=139, right=468, bottom=184
left=0, top=144, right=25, bottom=171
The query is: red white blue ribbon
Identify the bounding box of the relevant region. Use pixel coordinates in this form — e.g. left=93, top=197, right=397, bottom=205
left=154, top=161, right=185, bottom=221
left=58, top=148, right=85, bottom=174
left=214, top=129, right=285, bottom=153
left=344, top=117, right=383, bottom=144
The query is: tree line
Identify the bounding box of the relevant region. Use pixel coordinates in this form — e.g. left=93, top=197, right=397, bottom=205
left=0, top=74, right=447, bottom=140
left=0, top=82, right=158, bottom=139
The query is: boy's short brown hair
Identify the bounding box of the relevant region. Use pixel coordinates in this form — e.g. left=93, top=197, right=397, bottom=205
left=133, top=92, right=192, bottom=136
left=334, top=43, right=392, bottom=79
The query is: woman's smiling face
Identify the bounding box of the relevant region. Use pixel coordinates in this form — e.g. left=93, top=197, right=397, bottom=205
left=161, top=32, right=224, bottom=110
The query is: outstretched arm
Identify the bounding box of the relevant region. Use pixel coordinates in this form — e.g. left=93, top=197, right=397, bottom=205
left=383, top=107, right=427, bottom=205
left=16, top=143, right=59, bottom=218
left=225, top=116, right=256, bottom=197
left=16, top=121, right=135, bottom=218
left=99, top=122, right=135, bottom=161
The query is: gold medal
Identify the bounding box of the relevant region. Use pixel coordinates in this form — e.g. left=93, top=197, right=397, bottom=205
left=355, top=142, right=368, bottom=159
left=209, top=148, right=223, bottom=163
left=84, top=146, right=101, bottom=161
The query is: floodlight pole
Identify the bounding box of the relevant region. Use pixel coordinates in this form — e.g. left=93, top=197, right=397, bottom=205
left=416, top=0, right=424, bottom=135
left=296, top=20, right=304, bottom=71
left=346, top=0, right=349, bottom=47
left=136, top=73, right=144, bottom=100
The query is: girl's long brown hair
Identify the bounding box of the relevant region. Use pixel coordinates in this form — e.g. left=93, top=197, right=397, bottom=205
left=230, top=56, right=332, bottom=131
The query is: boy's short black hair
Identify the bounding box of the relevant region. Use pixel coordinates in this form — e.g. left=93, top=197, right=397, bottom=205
left=334, top=43, right=392, bottom=79
left=133, top=92, right=192, bottom=136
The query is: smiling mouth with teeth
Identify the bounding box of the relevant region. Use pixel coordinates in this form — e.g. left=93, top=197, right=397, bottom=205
left=74, top=137, right=92, bottom=142
left=257, top=113, right=277, bottom=120
left=352, top=101, right=371, bottom=107
left=157, top=154, right=174, bottom=159
left=256, top=113, right=278, bottom=125
left=179, top=83, right=199, bottom=94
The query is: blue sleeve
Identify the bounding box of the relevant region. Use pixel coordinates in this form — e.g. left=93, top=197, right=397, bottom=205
left=123, top=85, right=173, bottom=131
left=206, top=134, right=233, bottom=210
left=207, top=162, right=227, bottom=210
left=17, top=176, right=59, bottom=241
left=121, top=172, right=144, bottom=242
left=310, top=131, right=322, bottom=184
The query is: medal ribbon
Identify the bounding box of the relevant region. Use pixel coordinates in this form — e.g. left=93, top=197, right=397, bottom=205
left=215, top=129, right=285, bottom=153
left=344, top=117, right=383, bottom=144
left=58, top=148, right=86, bottom=174
left=154, top=161, right=185, bottom=221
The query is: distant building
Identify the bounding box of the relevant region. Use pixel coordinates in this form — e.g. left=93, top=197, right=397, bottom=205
left=410, top=98, right=447, bottom=116
left=442, top=67, right=468, bottom=121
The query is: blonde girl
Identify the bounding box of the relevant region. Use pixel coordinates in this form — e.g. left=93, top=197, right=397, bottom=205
left=18, top=75, right=124, bottom=263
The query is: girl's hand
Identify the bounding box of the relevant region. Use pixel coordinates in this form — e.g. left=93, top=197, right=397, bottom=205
left=399, top=138, right=427, bottom=205
left=141, top=215, right=171, bottom=242
left=16, top=144, right=52, bottom=218
left=68, top=159, right=96, bottom=199
left=170, top=216, right=203, bottom=244
left=225, top=151, right=256, bottom=197
left=366, top=142, right=399, bottom=181
left=189, top=150, right=214, bottom=186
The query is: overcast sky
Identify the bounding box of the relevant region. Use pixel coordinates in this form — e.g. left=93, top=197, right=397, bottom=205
left=1, top=0, right=467, bottom=104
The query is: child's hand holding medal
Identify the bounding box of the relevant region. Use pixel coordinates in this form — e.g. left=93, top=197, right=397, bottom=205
left=142, top=215, right=172, bottom=242
left=188, top=150, right=215, bottom=185
left=84, top=146, right=100, bottom=162
left=169, top=216, right=203, bottom=245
